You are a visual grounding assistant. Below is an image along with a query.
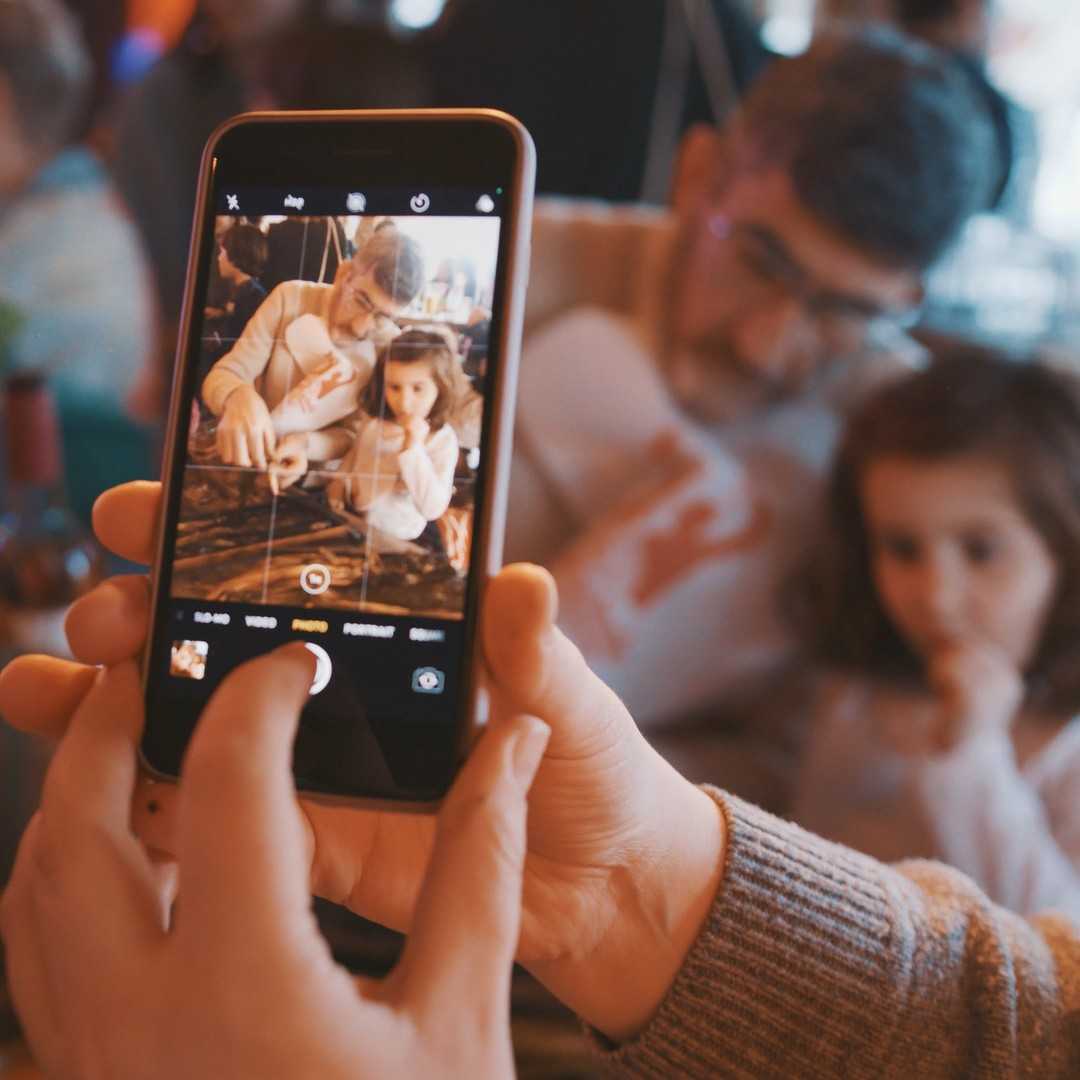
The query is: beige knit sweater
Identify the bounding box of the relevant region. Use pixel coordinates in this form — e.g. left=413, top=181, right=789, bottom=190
left=599, top=790, right=1080, bottom=1077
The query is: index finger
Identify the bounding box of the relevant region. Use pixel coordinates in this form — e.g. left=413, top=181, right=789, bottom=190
left=263, top=426, right=276, bottom=467
left=232, top=430, right=252, bottom=469
left=250, top=427, right=268, bottom=472
left=176, top=644, right=316, bottom=949
left=39, top=661, right=145, bottom=841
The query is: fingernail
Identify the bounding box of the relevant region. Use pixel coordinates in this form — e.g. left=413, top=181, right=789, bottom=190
left=511, top=718, right=550, bottom=785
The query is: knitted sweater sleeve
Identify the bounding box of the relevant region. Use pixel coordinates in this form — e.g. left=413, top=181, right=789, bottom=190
left=597, top=789, right=1080, bottom=1078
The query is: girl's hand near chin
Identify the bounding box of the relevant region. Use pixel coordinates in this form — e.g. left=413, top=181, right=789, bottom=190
left=400, top=415, right=430, bottom=449
left=927, top=639, right=1025, bottom=754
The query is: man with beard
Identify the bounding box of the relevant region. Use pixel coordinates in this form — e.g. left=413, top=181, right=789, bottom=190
left=203, top=227, right=424, bottom=471
left=506, top=27, right=997, bottom=766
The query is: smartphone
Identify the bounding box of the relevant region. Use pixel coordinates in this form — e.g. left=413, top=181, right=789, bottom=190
left=142, top=110, right=535, bottom=808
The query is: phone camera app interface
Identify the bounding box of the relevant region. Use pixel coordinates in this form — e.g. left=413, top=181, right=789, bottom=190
left=151, top=196, right=505, bottom=798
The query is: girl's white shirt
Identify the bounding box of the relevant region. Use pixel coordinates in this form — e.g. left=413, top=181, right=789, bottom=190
left=337, top=417, right=458, bottom=540
left=793, top=675, right=1080, bottom=923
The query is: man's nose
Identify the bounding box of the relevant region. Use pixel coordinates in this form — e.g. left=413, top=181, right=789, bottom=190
left=731, top=296, right=819, bottom=387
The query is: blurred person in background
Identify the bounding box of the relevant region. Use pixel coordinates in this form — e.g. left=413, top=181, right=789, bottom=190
left=57, top=0, right=127, bottom=147
left=201, top=219, right=268, bottom=369
left=789, top=348, right=1080, bottom=918
left=823, top=0, right=1033, bottom=216
left=109, top=0, right=429, bottom=358
left=0, top=0, right=156, bottom=522
left=507, top=28, right=998, bottom=797
left=421, top=0, right=772, bottom=203
left=260, top=215, right=351, bottom=295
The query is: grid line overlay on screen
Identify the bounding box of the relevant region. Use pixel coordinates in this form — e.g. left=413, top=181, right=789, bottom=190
left=170, top=212, right=500, bottom=621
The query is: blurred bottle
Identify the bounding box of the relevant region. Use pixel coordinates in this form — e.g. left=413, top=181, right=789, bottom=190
left=0, top=374, right=107, bottom=1027
left=0, top=372, right=105, bottom=658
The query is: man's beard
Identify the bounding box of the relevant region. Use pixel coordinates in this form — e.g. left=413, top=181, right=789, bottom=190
left=326, top=298, right=364, bottom=346
left=664, top=336, right=795, bottom=428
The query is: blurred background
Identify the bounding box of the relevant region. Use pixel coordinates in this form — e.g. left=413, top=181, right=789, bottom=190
left=3, top=0, right=1080, bottom=1072
left=6, top=0, right=1080, bottom=518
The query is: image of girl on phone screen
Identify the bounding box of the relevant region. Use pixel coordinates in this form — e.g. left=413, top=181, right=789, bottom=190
left=788, top=348, right=1080, bottom=920
left=326, top=328, right=468, bottom=546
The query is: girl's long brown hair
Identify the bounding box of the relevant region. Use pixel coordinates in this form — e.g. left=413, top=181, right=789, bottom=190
left=790, top=346, right=1080, bottom=712
left=362, top=327, right=468, bottom=432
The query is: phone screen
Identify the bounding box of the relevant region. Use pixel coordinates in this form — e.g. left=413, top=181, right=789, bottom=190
left=142, top=114, right=532, bottom=804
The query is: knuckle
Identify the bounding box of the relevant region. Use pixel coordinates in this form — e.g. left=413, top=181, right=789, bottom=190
left=442, top=787, right=525, bottom=873
left=64, top=583, right=100, bottom=624
left=35, top=804, right=118, bottom=882
left=40, top=749, right=81, bottom=813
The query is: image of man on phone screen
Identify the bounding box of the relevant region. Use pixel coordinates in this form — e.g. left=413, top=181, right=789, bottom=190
left=203, top=227, right=425, bottom=471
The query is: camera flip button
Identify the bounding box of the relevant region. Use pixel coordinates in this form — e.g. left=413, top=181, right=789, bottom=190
left=412, top=667, right=445, bottom=694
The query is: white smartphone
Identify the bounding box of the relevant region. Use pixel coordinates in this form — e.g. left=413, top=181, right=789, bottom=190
left=141, top=110, right=535, bottom=808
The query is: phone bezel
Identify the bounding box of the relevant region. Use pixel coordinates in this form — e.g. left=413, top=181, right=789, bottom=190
left=141, top=109, right=535, bottom=811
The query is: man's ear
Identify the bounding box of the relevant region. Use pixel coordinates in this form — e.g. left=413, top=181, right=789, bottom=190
left=671, top=125, right=726, bottom=215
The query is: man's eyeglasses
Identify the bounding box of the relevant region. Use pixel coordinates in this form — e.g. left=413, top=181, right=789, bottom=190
left=716, top=217, right=920, bottom=352
left=343, top=271, right=395, bottom=322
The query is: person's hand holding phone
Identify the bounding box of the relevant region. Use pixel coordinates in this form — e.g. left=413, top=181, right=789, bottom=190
left=0, top=644, right=545, bottom=1078
left=216, top=383, right=276, bottom=469
left=0, top=481, right=727, bottom=1043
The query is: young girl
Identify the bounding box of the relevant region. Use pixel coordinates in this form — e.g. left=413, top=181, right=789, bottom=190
left=325, top=328, right=467, bottom=543
left=790, top=347, right=1080, bottom=921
